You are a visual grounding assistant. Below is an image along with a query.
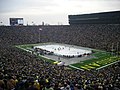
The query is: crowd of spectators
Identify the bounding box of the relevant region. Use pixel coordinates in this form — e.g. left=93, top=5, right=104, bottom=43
left=0, top=24, right=120, bottom=90
left=0, top=24, right=120, bottom=51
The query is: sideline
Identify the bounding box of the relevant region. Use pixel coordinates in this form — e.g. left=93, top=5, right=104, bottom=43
left=69, top=65, right=84, bottom=71
left=96, top=60, right=120, bottom=70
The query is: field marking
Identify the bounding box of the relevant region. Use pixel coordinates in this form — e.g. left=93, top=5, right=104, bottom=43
left=96, top=60, right=120, bottom=70
left=69, top=65, right=84, bottom=71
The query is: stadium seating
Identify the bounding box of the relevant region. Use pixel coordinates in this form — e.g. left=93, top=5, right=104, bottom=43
left=0, top=25, right=120, bottom=90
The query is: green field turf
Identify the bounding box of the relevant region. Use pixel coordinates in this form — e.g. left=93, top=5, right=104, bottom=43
left=15, top=43, right=120, bottom=70
left=71, top=51, right=120, bottom=70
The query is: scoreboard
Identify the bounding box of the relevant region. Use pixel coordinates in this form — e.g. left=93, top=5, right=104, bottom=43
left=10, top=18, right=24, bottom=26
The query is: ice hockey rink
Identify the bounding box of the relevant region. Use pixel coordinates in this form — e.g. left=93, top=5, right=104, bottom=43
left=34, top=44, right=92, bottom=57
left=33, top=43, right=94, bottom=65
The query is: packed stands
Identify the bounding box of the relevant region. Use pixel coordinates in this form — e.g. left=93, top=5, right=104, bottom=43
left=0, top=24, right=120, bottom=90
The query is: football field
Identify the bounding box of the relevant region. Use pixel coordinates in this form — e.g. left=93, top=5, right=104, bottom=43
left=16, top=42, right=120, bottom=70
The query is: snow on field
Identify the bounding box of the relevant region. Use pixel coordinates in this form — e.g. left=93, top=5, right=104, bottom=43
left=34, top=44, right=92, bottom=57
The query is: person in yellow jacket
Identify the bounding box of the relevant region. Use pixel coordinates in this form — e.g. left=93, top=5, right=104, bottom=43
left=34, top=80, right=40, bottom=90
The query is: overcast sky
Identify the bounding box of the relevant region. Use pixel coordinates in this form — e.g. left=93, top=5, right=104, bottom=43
left=0, top=0, right=120, bottom=25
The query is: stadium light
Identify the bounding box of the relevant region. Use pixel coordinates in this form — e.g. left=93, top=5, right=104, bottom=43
left=39, top=28, right=42, bottom=42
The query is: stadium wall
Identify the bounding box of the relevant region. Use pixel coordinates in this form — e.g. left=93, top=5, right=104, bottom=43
left=69, top=11, right=120, bottom=24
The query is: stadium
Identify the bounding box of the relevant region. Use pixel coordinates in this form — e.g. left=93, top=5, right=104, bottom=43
left=0, top=11, right=120, bottom=90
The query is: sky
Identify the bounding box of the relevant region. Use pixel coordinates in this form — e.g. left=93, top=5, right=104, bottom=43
left=0, top=0, right=120, bottom=25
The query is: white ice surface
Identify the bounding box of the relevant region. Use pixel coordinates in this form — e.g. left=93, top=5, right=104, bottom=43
left=34, top=45, right=92, bottom=56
